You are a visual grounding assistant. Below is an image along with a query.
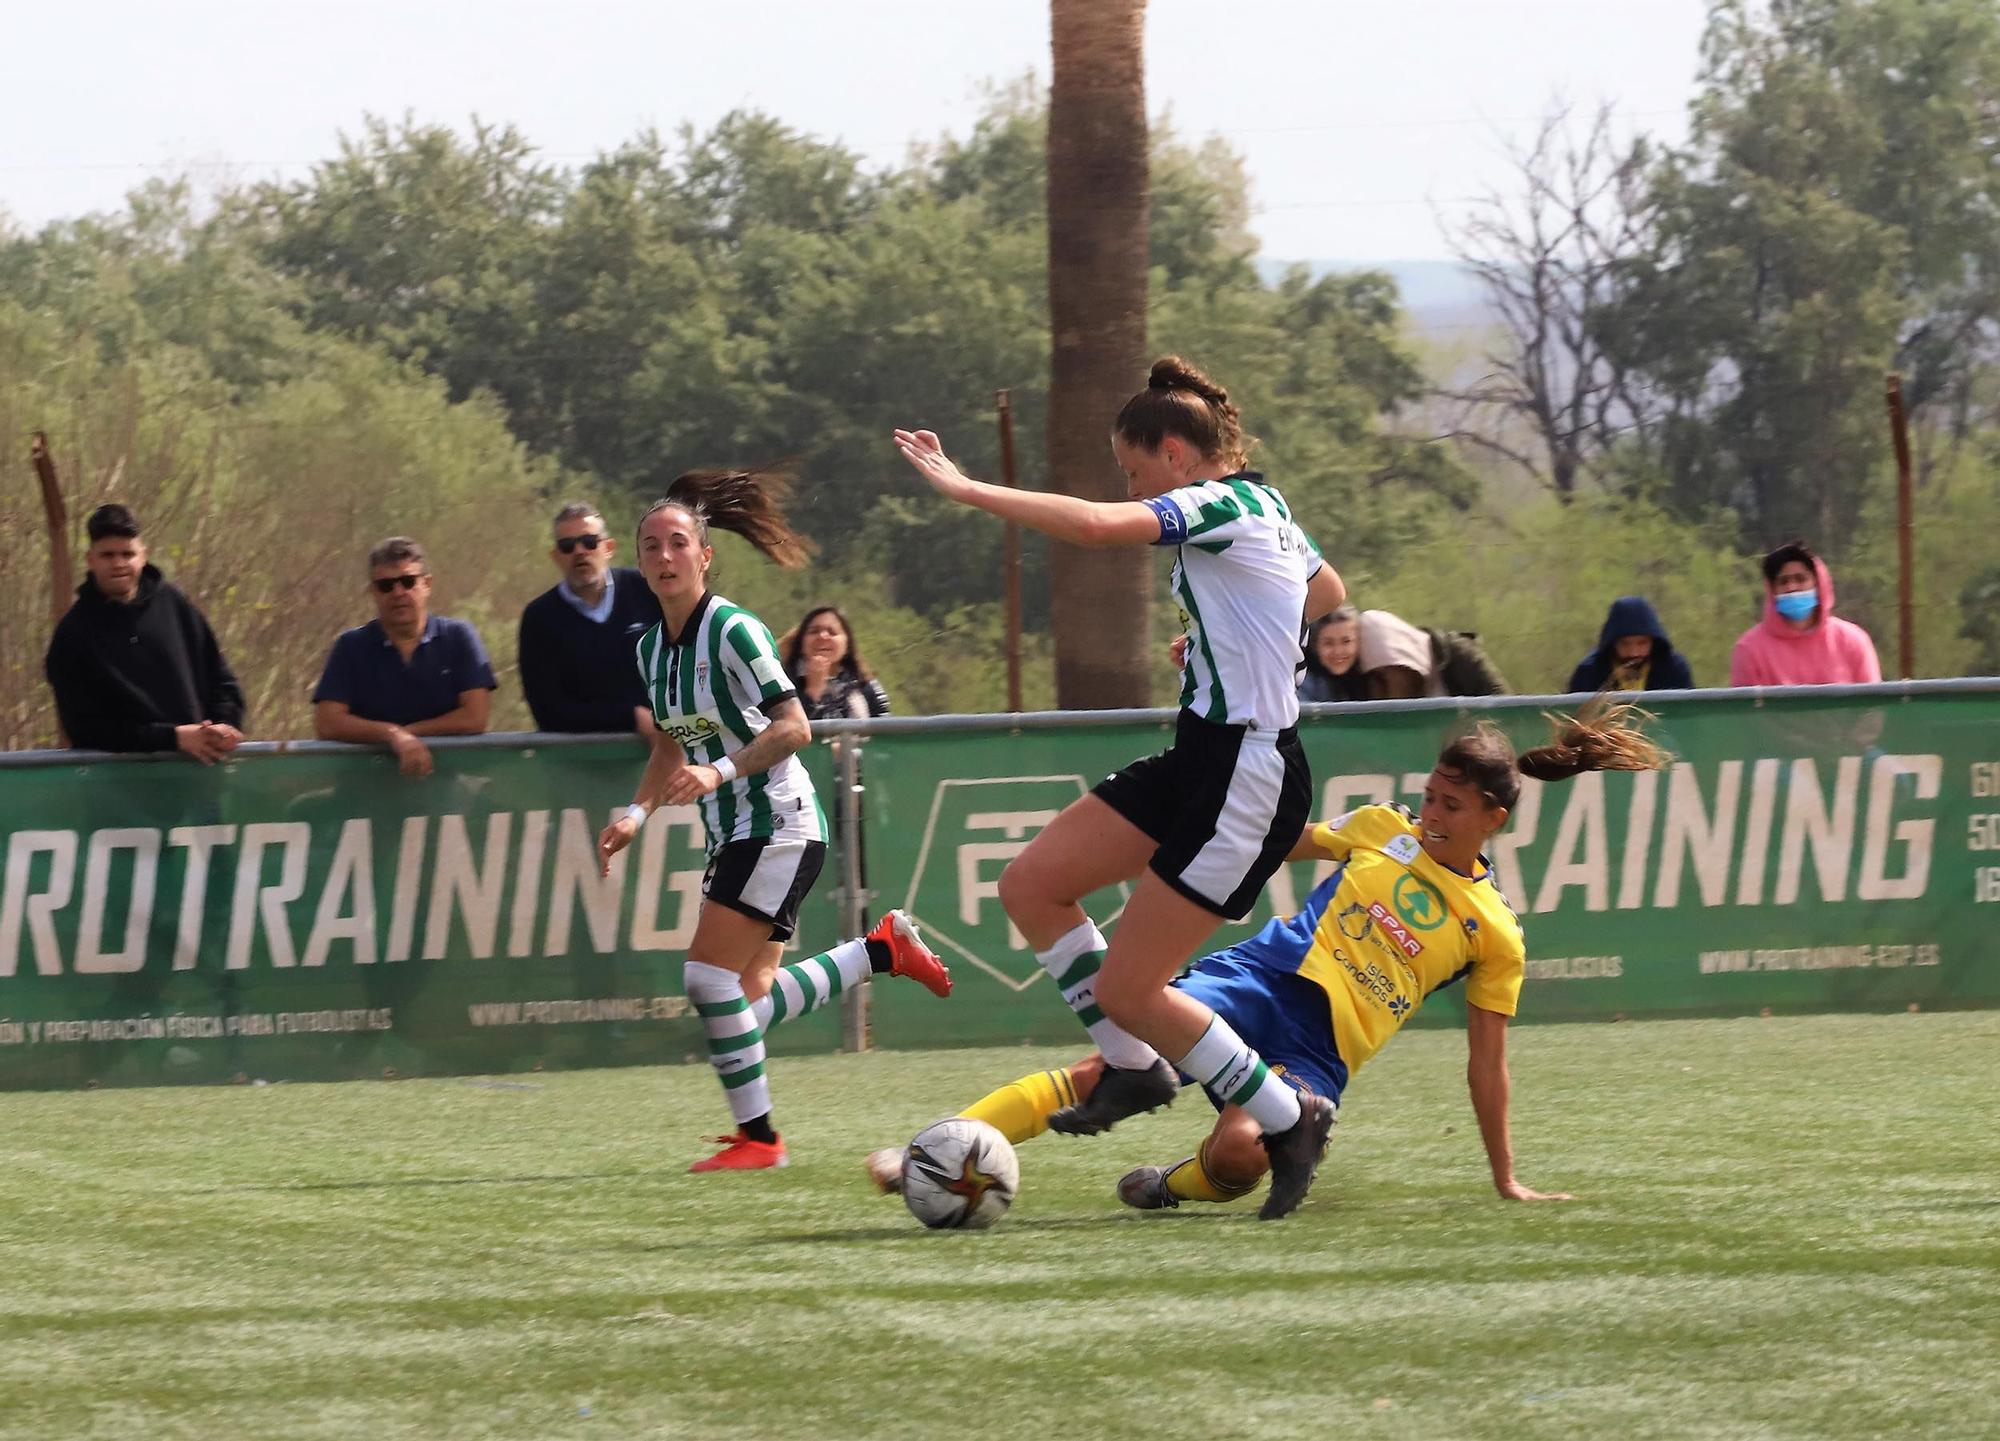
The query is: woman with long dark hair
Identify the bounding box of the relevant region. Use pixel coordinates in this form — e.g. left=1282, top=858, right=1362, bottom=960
left=595, top=468, right=951, bottom=1173
left=783, top=607, right=890, bottom=722
left=896, top=356, right=1348, bottom=1218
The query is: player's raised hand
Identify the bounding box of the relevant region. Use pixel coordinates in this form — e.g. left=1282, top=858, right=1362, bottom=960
left=893, top=429, right=975, bottom=501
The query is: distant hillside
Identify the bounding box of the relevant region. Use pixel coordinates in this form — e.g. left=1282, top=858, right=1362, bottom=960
left=1256, top=257, right=1495, bottom=340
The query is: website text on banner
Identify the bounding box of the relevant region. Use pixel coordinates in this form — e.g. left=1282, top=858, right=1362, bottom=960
left=0, top=689, right=1993, bottom=1087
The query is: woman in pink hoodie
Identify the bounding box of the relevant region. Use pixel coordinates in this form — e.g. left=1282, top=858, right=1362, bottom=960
left=1729, top=541, right=1883, bottom=687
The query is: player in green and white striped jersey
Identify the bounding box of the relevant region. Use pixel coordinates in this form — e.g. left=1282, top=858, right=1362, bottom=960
left=595, top=468, right=953, bottom=1174
left=896, top=356, right=1349, bottom=1218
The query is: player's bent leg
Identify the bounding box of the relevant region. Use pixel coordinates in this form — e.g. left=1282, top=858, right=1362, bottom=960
left=996, top=796, right=1155, bottom=949
left=1117, top=1107, right=1266, bottom=1212
left=1050, top=874, right=1224, bottom=1136
left=1001, top=799, right=1165, bottom=1077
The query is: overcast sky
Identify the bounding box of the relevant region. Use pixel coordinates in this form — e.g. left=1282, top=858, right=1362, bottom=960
left=3, top=0, right=1710, bottom=263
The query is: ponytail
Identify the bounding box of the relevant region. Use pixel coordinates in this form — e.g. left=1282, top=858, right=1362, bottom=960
left=642, top=464, right=813, bottom=570
left=1515, top=699, right=1672, bottom=785
left=1438, top=699, right=1669, bottom=812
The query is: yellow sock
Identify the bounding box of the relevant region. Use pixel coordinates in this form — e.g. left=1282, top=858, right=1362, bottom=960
left=1164, top=1136, right=1260, bottom=1204
left=958, top=1067, right=1078, bottom=1145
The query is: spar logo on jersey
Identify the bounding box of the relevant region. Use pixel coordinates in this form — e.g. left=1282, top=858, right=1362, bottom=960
left=1366, top=901, right=1425, bottom=959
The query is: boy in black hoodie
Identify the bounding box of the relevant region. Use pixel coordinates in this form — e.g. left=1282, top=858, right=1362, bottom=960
left=1566, top=595, right=1695, bottom=693
left=43, top=504, right=245, bottom=761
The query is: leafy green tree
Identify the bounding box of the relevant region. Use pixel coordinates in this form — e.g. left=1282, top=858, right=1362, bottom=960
left=1606, top=0, right=2000, bottom=549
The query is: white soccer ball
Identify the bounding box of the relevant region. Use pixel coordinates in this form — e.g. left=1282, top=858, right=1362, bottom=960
left=900, top=1117, right=1020, bottom=1230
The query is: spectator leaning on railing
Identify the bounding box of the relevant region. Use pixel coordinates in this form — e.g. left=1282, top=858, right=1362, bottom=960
left=311, top=536, right=497, bottom=776
left=1729, top=540, right=1882, bottom=688
left=43, top=503, right=245, bottom=762
left=518, top=502, right=658, bottom=735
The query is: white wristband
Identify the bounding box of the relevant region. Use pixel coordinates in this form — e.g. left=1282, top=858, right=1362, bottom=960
left=711, top=755, right=739, bottom=785
left=622, top=803, right=648, bottom=827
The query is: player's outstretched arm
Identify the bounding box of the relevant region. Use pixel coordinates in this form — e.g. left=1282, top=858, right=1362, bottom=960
left=1466, top=1003, right=1574, bottom=1202
left=893, top=429, right=1160, bottom=547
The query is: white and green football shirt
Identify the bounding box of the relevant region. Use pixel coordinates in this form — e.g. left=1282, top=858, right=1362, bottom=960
left=636, top=592, right=829, bottom=854
left=1143, top=471, right=1323, bottom=730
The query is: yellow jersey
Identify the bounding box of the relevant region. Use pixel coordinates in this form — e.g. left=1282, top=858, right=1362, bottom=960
left=1291, top=804, right=1527, bottom=1070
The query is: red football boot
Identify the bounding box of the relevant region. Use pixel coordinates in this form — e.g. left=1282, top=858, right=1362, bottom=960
left=688, top=1131, right=789, bottom=1172
left=868, top=909, right=952, bottom=997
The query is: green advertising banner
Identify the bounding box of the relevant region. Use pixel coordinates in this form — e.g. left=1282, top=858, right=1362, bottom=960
left=1, top=688, right=1996, bottom=1087
left=0, top=737, right=846, bottom=1089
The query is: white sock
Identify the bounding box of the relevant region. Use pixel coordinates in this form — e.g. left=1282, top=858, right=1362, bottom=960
left=683, top=960, right=771, bottom=1127
left=1175, top=1013, right=1302, bottom=1133
left=754, top=938, right=871, bottom=1029
left=1036, top=921, right=1159, bottom=1070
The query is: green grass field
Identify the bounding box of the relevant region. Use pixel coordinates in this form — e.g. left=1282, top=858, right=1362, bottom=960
left=2, top=1012, right=1996, bottom=1440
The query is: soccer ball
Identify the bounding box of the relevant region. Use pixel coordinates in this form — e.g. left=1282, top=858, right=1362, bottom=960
left=899, top=1117, right=1020, bottom=1230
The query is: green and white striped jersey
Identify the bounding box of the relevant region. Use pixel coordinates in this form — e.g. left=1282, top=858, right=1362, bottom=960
left=635, top=592, right=828, bottom=854
left=1143, top=471, right=1323, bottom=730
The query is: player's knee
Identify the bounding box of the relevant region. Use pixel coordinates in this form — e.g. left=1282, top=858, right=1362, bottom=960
left=997, top=855, right=1057, bottom=917
left=682, top=958, right=740, bottom=1003
left=1208, top=1126, right=1269, bottom=1187
left=1094, top=968, right=1163, bottom=1030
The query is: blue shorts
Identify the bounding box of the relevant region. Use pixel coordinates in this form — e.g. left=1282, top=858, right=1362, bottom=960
left=1172, top=948, right=1350, bottom=1108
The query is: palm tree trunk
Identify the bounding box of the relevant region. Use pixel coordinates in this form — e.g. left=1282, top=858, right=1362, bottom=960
left=1047, top=0, right=1151, bottom=708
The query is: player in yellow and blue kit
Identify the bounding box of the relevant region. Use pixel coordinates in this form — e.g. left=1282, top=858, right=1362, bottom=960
left=867, top=703, right=1668, bottom=1212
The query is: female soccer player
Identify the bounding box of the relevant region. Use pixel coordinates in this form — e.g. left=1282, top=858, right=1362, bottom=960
left=596, top=468, right=953, bottom=1173
left=870, top=704, right=1668, bottom=1213
left=896, top=356, right=1347, bottom=1218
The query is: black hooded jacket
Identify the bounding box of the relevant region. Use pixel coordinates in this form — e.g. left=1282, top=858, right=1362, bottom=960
left=1566, top=596, right=1694, bottom=693
left=44, top=566, right=245, bottom=751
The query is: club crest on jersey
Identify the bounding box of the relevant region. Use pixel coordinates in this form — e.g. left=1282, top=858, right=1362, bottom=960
left=695, top=661, right=709, bottom=691
left=1337, top=902, right=1373, bottom=942
left=1383, top=832, right=1422, bottom=865
left=1365, top=900, right=1425, bottom=959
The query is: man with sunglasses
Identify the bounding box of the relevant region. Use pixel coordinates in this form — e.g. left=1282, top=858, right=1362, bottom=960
left=312, top=537, right=497, bottom=777
left=517, top=502, right=658, bottom=735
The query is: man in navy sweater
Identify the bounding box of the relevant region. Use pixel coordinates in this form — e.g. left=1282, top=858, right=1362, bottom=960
left=44, top=504, right=246, bottom=761
left=518, top=502, right=659, bottom=734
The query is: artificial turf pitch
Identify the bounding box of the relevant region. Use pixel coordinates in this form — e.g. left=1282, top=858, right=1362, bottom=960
left=1, top=1011, right=1994, bottom=1440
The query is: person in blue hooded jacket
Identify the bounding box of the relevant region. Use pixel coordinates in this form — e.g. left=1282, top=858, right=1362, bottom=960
left=1567, top=596, right=1694, bottom=693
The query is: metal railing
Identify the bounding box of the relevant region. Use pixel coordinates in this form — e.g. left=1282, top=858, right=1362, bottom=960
left=6, top=676, right=1999, bottom=771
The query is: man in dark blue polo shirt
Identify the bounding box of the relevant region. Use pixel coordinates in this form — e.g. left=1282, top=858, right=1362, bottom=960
left=311, top=536, right=498, bottom=776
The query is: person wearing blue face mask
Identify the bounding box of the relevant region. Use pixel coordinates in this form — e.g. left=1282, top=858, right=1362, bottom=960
left=1729, top=541, right=1882, bottom=687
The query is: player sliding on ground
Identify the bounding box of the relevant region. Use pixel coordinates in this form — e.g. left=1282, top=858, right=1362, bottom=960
left=596, top=469, right=953, bottom=1173
left=870, top=706, right=1669, bottom=1212
left=896, top=356, right=1348, bottom=1218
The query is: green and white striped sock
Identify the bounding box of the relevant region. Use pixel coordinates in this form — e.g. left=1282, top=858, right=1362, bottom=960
left=1175, top=1013, right=1301, bottom=1134
left=1036, top=921, right=1158, bottom=1070
left=754, top=939, right=870, bottom=1030
left=683, top=960, right=771, bottom=1126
